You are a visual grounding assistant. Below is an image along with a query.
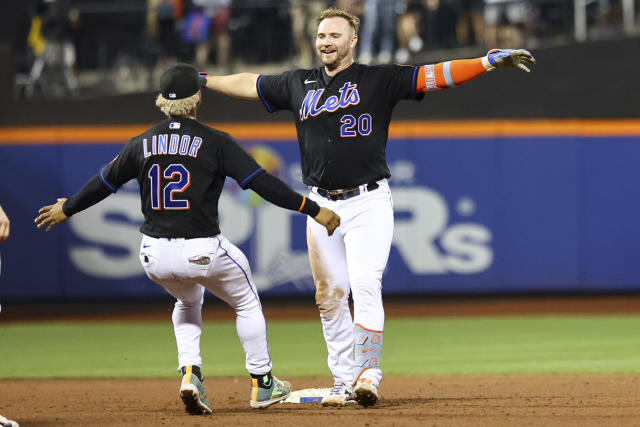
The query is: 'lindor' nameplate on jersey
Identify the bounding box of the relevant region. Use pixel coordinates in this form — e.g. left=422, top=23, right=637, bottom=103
left=143, top=133, right=204, bottom=158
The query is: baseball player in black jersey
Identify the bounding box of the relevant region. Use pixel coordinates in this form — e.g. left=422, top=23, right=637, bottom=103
left=34, top=63, right=341, bottom=415
left=204, top=6, right=535, bottom=408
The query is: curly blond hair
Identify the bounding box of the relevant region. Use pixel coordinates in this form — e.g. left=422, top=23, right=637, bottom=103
left=155, top=91, right=201, bottom=117
left=317, top=6, right=360, bottom=35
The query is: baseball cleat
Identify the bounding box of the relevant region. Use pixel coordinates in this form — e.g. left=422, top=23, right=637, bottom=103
left=354, top=378, right=379, bottom=407
left=179, top=369, right=213, bottom=415
left=321, top=382, right=354, bottom=407
left=250, top=375, right=291, bottom=408
left=0, top=414, right=19, bottom=427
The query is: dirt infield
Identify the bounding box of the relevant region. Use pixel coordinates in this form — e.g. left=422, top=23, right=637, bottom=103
left=1, top=374, right=640, bottom=426
left=2, top=294, right=640, bottom=426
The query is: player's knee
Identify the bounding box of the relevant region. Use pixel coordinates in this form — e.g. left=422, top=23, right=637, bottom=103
left=231, top=295, right=262, bottom=315
left=315, top=282, right=348, bottom=316
left=173, top=289, right=205, bottom=306
left=351, top=279, right=382, bottom=300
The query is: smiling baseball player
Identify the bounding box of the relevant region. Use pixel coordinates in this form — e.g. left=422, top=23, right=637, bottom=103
left=202, top=6, right=535, bottom=407
left=34, top=63, right=341, bottom=415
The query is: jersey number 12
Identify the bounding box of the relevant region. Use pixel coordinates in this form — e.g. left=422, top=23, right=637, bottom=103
left=148, top=163, right=191, bottom=210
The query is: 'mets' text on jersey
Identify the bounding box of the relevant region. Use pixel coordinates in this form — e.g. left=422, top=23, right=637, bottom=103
left=258, top=63, right=423, bottom=189
left=100, top=117, right=264, bottom=238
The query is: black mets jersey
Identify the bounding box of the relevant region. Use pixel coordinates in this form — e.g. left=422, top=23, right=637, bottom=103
left=257, top=63, right=424, bottom=190
left=100, top=117, right=264, bottom=238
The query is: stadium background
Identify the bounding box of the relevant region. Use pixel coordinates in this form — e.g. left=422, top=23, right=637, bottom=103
left=1, top=1, right=640, bottom=426
left=0, top=4, right=639, bottom=300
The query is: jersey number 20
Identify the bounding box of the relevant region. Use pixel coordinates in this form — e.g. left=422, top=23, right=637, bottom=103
left=148, top=163, right=191, bottom=210
left=340, top=114, right=372, bottom=137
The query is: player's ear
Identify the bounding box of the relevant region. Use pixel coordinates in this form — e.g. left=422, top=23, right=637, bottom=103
left=350, top=34, right=358, bottom=49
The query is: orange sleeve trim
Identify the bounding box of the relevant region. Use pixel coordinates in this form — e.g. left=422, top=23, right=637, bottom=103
left=297, top=196, right=307, bottom=212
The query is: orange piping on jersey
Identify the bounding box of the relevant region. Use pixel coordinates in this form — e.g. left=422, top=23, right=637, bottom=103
left=354, top=323, right=383, bottom=333
left=297, top=196, right=307, bottom=212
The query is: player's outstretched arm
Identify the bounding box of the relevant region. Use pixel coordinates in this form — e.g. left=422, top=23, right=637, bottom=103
left=35, top=198, right=69, bottom=232
left=246, top=172, right=341, bottom=236
left=0, top=204, right=10, bottom=243
left=418, top=48, right=535, bottom=92
left=205, top=73, right=260, bottom=100
left=34, top=174, right=113, bottom=232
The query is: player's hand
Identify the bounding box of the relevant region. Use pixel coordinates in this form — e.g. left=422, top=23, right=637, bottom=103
left=35, top=198, right=69, bottom=232
left=487, top=49, right=536, bottom=72
left=313, top=207, right=341, bottom=236
left=0, top=204, right=9, bottom=243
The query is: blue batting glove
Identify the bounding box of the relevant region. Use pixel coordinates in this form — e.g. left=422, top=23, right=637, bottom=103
left=487, top=49, right=536, bottom=72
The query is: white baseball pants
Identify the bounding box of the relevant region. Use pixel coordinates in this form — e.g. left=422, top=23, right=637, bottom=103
left=139, top=234, right=272, bottom=375
left=307, top=179, right=393, bottom=386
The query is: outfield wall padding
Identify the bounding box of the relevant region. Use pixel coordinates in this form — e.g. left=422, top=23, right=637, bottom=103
left=1, top=123, right=639, bottom=299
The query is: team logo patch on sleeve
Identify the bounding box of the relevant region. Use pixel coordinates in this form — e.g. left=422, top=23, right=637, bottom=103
left=188, top=255, right=211, bottom=265
left=169, top=122, right=181, bottom=129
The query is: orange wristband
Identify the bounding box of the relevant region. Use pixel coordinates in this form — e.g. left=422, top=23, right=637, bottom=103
left=297, top=196, right=307, bottom=212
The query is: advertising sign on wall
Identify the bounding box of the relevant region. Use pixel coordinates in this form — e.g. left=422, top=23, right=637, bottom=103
left=2, top=129, right=640, bottom=299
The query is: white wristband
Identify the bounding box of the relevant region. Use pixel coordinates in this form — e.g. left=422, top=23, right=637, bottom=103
left=482, top=55, right=496, bottom=71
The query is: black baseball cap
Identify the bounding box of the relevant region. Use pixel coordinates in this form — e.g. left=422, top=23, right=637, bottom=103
left=159, top=63, right=208, bottom=100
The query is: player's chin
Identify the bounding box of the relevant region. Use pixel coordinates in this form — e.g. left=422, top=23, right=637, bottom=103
left=321, top=56, right=338, bottom=69
left=320, top=52, right=336, bottom=62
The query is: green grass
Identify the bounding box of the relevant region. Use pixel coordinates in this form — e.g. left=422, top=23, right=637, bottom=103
left=1, top=315, right=639, bottom=379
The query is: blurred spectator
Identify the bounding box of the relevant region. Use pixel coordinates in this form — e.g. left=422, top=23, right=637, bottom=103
left=27, top=2, right=47, bottom=60
left=13, top=0, right=634, bottom=99
left=483, top=0, right=535, bottom=47
left=27, top=0, right=80, bottom=97
left=535, top=1, right=572, bottom=40
left=359, top=0, right=399, bottom=64
left=290, top=0, right=327, bottom=68
left=335, top=0, right=365, bottom=15
left=147, top=0, right=184, bottom=64
left=453, top=0, right=484, bottom=47
left=395, top=0, right=424, bottom=63
left=183, top=6, right=213, bottom=62
left=421, top=0, right=459, bottom=50
left=189, top=0, right=230, bottom=69
left=228, top=0, right=292, bottom=66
